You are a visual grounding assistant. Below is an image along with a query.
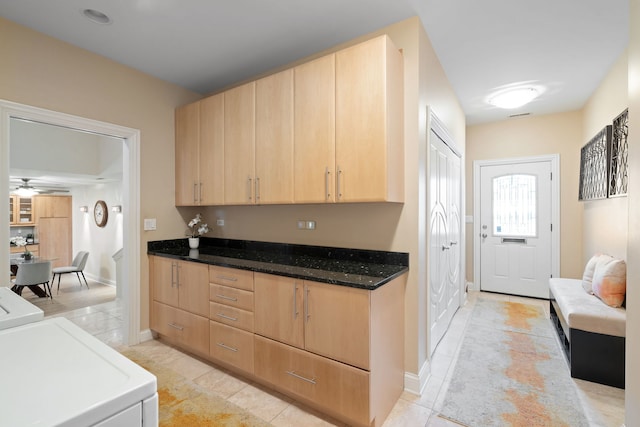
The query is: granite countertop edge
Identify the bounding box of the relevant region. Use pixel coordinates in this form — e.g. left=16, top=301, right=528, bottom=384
left=147, top=238, right=409, bottom=291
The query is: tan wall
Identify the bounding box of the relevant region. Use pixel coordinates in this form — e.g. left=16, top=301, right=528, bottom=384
left=466, top=111, right=584, bottom=281
left=2, top=15, right=465, bottom=377
left=626, top=0, right=639, bottom=421
left=581, top=51, right=629, bottom=262
left=0, top=17, right=202, bottom=330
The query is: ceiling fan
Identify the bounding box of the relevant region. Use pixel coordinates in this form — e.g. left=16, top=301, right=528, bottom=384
left=12, top=178, right=69, bottom=196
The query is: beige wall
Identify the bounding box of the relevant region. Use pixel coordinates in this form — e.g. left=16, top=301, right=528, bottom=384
left=466, top=111, right=584, bottom=281
left=2, top=15, right=465, bottom=379
left=626, top=0, right=639, bottom=422
left=0, top=17, right=202, bottom=330
left=581, top=51, right=629, bottom=263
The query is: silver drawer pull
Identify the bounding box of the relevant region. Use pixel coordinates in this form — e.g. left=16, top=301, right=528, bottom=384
left=216, top=342, right=238, bottom=352
left=216, top=294, right=238, bottom=302
left=286, top=370, right=316, bottom=385
left=168, top=323, right=184, bottom=331
left=216, top=275, right=238, bottom=282
left=217, top=313, right=238, bottom=322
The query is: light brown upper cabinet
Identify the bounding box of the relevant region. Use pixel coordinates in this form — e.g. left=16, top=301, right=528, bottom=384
left=256, top=69, right=294, bottom=204
left=336, top=35, right=404, bottom=203
left=224, top=82, right=256, bottom=205
left=175, top=34, right=404, bottom=207
left=175, top=94, right=224, bottom=206
left=9, top=195, right=35, bottom=225
left=175, top=101, right=200, bottom=206
left=294, top=54, right=336, bottom=203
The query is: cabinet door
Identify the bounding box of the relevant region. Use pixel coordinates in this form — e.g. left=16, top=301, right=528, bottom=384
left=175, top=101, right=200, bottom=206
left=254, top=273, right=304, bottom=348
left=33, top=195, right=70, bottom=219
left=304, top=281, right=370, bottom=370
left=177, top=261, right=210, bottom=316
left=150, top=256, right=179, bottom=306
left=336, top=35, right=403, bottom=203
left=210, top=321, right=254, bottom=374
left=199, top=93, right=225, bottom=205
left=256, top=69, right=294, bottom=204
left=153, top=302, right=209, bottom=356
left=38, top=217, right=71, bottom=269
left=9, top=196, right=15, bottom=224
left=224, top=82, right=256, bottom=205
left=16, top=196, right=34, bottom=224
left=294, top=54, right=336, bottom=203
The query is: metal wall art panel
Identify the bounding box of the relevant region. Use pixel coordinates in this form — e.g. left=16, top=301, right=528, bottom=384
left=608, top=108, right=628, bottom=197
left=579, top=125, right=611, bottom=201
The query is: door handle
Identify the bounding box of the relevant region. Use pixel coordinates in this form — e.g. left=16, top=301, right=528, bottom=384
left=481, top=233, right=487, bottom=238
left=442, top=245, right=450, bottom=251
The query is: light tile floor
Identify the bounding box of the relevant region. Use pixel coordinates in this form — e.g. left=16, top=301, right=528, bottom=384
left=53, top=291, right=625, bottom=426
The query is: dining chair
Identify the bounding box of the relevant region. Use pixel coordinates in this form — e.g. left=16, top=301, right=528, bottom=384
left=52, top=251, right=90, bottom=294
left=11, top=261, right=53, bottom=300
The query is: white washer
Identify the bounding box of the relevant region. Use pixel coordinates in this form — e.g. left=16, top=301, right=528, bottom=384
left=0, top=287, right=44, bottom=330
left=0, top=317, right=158, bottom=426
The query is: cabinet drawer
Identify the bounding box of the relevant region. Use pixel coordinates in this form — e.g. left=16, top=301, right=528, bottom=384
left=152, top=302, right=209, bottom=356
left=210, top=302, right=254, bottom=332
left=210, top=321, right=254, bottom=374
left=210, top=265, right=254, bottom=291
left=210, top=283, right=254, bottom=311
left=254, top=336, right=369, bottom=426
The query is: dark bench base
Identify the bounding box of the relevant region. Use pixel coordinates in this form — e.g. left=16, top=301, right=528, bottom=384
left=550, top=303, right=625, bottom=389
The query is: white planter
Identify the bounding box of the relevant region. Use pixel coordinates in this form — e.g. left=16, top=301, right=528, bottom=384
left=188, top=237, right=200, bottom=249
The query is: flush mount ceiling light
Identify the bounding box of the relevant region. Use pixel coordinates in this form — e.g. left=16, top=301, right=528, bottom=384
left=487, top=87, right=540, bottom=109
left=82, top=9, right=112, bottom=25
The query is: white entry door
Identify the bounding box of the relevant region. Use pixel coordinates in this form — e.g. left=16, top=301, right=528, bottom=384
left=429, top=128, right=461, bottom=355
left=479, top=160, right=552, bottom=298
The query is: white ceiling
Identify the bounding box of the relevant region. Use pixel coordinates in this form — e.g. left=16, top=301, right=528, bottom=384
left=0, top=0, right=629, bottom=125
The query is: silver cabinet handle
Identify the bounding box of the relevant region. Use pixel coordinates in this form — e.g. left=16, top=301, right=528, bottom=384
left=442, top=245, right=450, bottom=251
left=215, top=275, right=238, bottom=282
left=216, top=313, right=238, bottom=322
left=286, top=370, right=316, bottom=385
left=255, top=177, right=260, bottom=202
left=216, top=342, right=238, bottom=352
left=304, top=286, right=310, bottom=322
left=325, top=167, right=331, bottom=200
left=248, top=177, right=253, bottom=201
left=293, top=282, right=299, bottom=320
left=168, top=323, right=184, bottom=331
left=216, top=294, right=238, bottom=302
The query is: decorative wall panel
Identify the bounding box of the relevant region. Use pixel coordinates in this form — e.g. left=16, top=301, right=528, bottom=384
left=579, top=126, right=611, bottom=201
left=608, top=108, right=628, bottom=197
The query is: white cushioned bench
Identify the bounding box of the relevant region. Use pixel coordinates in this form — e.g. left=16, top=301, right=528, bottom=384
left=549, top=277, right=626, bottom=388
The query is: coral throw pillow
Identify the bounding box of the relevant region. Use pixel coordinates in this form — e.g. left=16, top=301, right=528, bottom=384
left=592, top=258, right=627, bottom=307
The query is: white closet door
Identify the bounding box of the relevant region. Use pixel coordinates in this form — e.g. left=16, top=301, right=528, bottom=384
left=429, top=128, right=461, bottom=356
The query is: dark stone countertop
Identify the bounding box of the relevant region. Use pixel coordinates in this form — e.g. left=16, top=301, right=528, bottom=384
left=148, top=238, right=409, bottom=290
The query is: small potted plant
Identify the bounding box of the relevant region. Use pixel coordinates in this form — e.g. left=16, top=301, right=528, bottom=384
left=12, top=236, right=32, bottom=260
left=186, top=213, right=210, bottom=249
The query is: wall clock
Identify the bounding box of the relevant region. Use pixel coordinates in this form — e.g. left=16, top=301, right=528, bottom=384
left=94, top=200, right=108, bottom=227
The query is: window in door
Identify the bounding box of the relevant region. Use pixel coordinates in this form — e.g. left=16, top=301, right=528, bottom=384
left=492, top=174, right=537, bottom=237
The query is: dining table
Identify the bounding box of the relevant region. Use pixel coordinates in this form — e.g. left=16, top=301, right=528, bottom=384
left=9, top=257, right=55, bottom=298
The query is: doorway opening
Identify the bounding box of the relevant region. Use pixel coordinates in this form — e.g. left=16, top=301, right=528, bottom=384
left=1, top=100, right=141, bottom=345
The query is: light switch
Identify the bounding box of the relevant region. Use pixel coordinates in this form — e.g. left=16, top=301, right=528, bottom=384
left=144, top=218, right=157, bottom=231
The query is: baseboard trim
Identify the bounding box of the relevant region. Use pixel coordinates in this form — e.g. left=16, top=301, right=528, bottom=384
left=139, top=328, right=154, bottom=343
left=404, top=359, right=430, bottom=395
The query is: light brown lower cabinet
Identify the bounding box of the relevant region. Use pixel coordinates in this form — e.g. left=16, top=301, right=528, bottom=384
left=150, top=259, right=406, bottom=427
left=152, top=301, right=209, bottom=356
left=254, top=335, right=370, bottom=426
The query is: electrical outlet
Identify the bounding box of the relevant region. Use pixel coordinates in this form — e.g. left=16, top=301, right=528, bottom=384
left=143, top=218, right=157, bottom=231
left=307, top=221, right=316, bottom=230
left=217, top=219, right=224, bottom=226
left=297, top=220, right=306, bottom=229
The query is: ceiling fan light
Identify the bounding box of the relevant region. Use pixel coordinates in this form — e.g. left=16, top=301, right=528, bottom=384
left=488, top=87, right=540, bottom=109
left=13, top=187, right=38, bottom=197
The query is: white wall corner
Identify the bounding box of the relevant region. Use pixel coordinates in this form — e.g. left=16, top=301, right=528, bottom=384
left=404, top=359, right=431, bottom=395
left=467, top=280, right=479, bottom=291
